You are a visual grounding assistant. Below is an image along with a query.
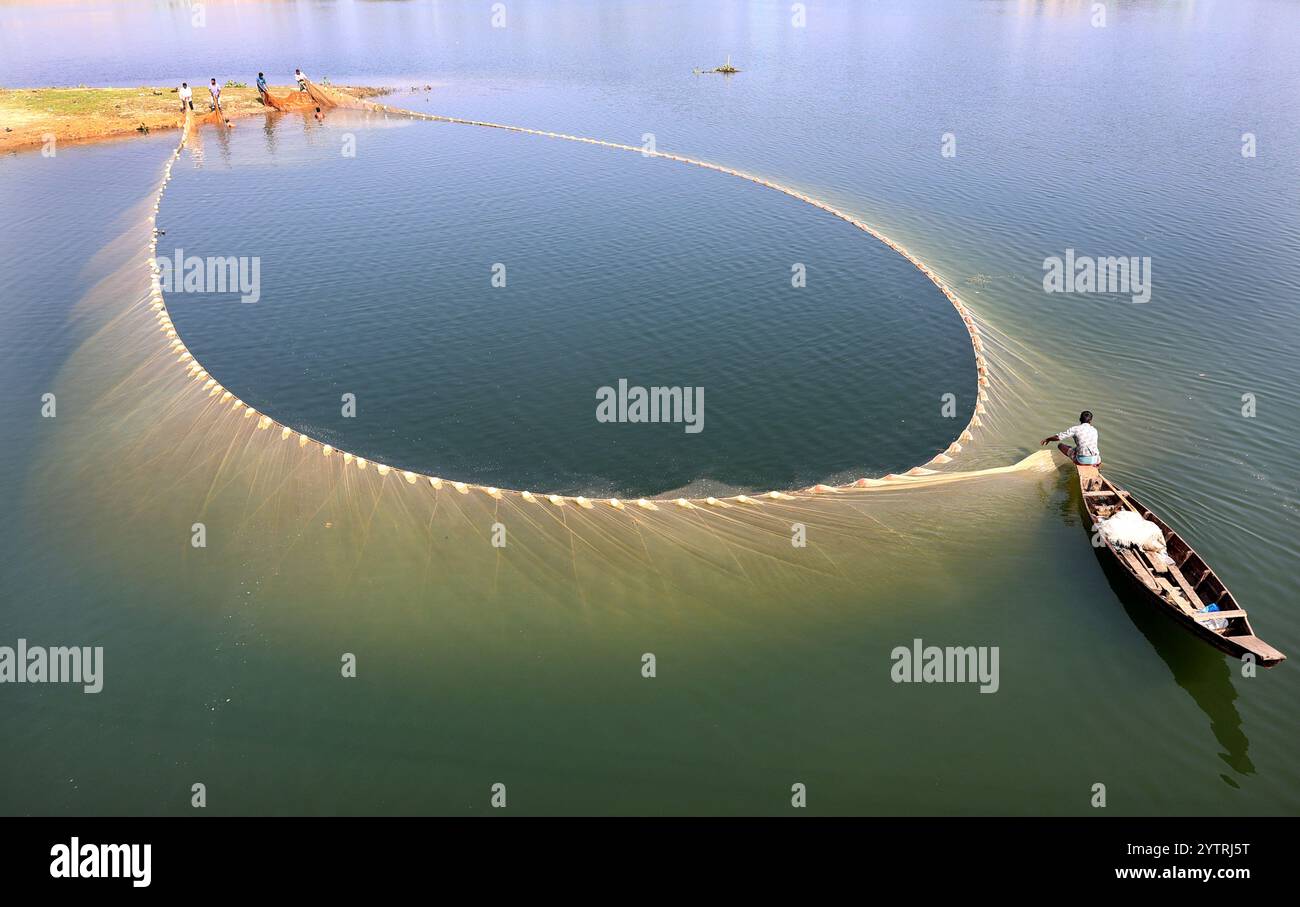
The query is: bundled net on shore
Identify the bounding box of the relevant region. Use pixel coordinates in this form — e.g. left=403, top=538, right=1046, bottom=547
left=259, top=86, right=315, bottom=112
left=184, top=107, right=227, bottom=139
left=303, top=80, right=368, bottom=109
left=260, top=79, right=363, bottom=112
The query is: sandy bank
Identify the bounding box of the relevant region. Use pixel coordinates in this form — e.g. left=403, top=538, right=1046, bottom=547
left=0, top=84, right=391, bottom=153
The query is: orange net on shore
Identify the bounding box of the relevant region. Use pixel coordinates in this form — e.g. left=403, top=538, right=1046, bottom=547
left=303, top=79, right=368, bottom=110
left=184, top=107, right=227, bottom=138
left=259, top=86, right=316, bottom=112
left=260, top=79, right=359, bottom=112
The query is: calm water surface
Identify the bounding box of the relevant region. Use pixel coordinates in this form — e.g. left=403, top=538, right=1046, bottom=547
left=1, top=0, right=1298, bottom=815
left=162, top=111, right=972, bottom=495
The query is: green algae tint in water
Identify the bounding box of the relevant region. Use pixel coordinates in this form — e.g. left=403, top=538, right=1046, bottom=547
left=1, top=0, right=1299, bottom=817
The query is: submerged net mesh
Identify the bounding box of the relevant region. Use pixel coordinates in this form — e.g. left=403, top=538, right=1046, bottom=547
left=166, top=83, right=1004, bottom=503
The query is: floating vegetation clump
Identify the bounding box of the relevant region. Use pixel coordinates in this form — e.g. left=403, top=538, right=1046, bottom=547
left=695, top=55, right=740, bottom=75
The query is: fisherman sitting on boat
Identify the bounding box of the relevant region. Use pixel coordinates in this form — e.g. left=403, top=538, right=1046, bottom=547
left=1041, top=410, right=1100, bottom=465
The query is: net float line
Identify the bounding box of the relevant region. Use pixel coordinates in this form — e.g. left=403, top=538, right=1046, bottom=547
left=148, top=96, right=1002, bottom=512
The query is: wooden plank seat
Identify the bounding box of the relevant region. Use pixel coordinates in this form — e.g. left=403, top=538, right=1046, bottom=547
left=1193, top=609, right=1247, bottom=622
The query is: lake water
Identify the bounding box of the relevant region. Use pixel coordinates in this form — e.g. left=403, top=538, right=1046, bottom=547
left=161, top=110, right=973, bottom=496
left=1, top=0, right=1298, bottom=816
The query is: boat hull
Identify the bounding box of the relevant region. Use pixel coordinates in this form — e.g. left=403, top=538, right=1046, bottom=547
left=1074, top=464, right=1285, bottom=668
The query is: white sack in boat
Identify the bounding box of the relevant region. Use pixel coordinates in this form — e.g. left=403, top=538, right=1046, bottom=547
left=1099, top=510, right=1165, bottom=550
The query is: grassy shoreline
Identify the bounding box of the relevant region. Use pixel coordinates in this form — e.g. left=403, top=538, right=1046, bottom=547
left=0, top=84, right=391, bottom=153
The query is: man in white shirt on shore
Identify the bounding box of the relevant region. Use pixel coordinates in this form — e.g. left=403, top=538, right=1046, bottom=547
left=1042, top=410, right=1101, bottom=465
left=295, top=68, right=308, bottom=91
left=179, top=82, right=193, bottom=112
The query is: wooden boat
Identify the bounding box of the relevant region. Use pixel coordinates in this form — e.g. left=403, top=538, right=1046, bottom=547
left=1077, top=464, right=1285, bottom=667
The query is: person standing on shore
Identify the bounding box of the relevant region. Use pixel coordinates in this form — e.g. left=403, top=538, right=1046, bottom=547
left=179, top=82, right=193, bottom=112
left=295, top=68, right=308, bottom=91
left=256, top=72, right=268, bottom=97
left=209, top=78, right=222, bottom=112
